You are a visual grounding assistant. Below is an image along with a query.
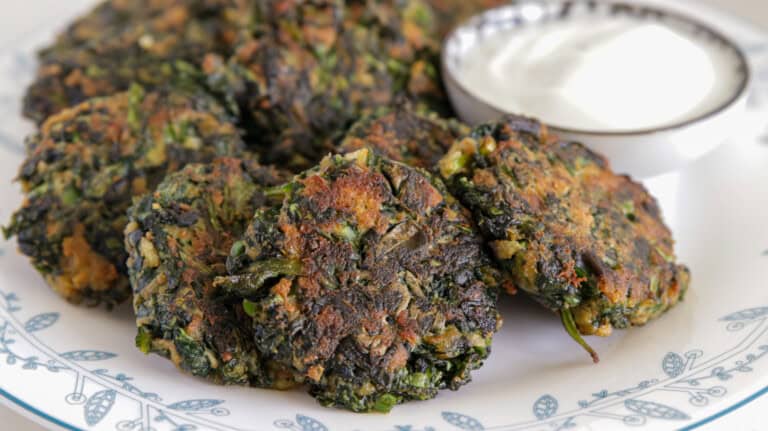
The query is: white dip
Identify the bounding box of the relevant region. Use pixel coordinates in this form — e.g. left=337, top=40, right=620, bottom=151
left=457, top=16, right=741, bottom=131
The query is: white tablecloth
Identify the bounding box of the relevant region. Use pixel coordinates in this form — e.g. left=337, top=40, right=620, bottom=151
left=0, top=0, right=765, bottom=429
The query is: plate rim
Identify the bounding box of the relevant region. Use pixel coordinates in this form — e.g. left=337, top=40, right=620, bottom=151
left=2, top=383, right=768, bottom=431
left=1, top=1, right=767, bottom=430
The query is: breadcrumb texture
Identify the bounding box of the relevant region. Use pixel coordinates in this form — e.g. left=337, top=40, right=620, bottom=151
left=438, top=116, right=689, bottom=337
left=217, top=149, right=502, bottom=411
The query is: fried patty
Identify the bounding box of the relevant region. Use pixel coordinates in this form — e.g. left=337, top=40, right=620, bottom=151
left=438, top=116, right=689, bottom=361
left=338, top=106, right=469, bottom=169
left=4, top=84, right=248, bottom=307
left=205, top=0, right=449, bottom=171
left=126, top=157, right=296, bottom=386
left=215, top=149, right=501, bottom=412
left=23, top=0, right=251, bottom=123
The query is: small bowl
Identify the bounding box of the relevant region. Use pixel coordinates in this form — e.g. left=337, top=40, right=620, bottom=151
left=441, top=0, right=751, bottom=178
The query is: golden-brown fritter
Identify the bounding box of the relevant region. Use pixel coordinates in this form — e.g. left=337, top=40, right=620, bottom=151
left=438, top=116, right=690, bottom=361
left=216, top=149, right=502, bottom=411
left=23, top=0, right=251, bottom=123
left=5, top=84, right=248, bottom=307
left=205, top=0, right=449, bottom=171
left=126, top=157, right=296, bottom=386
left=338, top=106, right=469, bottom=169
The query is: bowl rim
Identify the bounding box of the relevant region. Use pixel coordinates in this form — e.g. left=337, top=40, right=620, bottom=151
left=440, top=0, right=752, bottom=137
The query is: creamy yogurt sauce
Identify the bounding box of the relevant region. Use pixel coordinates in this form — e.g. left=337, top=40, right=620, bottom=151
left=457, top=16, right=742, bottom=131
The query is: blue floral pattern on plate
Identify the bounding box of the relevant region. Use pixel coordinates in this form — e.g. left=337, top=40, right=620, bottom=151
left=0, top=2, right=767, bottom=430
left=3, top=278, right=767, bottom=430
left=0, top=289, right=230, bottom=430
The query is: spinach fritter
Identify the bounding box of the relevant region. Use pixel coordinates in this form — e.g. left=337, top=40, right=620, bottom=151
left=205, top=0, right=449, bottom=171
left=215, top=149, right=501, bottom=412
left=126, top=157, right=297, bottom=386
left=23, top=0, right=251, bottom=123
left=438, top=116, right=690, bottom=362
left=4, top=84, right=248, bottom=307
left=338, top=106, right=469, bottom=169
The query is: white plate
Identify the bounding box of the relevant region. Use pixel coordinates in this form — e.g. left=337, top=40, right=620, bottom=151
left=1, top=1, right=768, bottom=430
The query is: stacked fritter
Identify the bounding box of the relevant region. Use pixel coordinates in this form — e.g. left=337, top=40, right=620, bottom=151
left=338, top=105, right=469, bottom=169
left=24, top=0, right=252, bottom=123
left=5, top=84, right=248, bottom=306
left=126, top=157, right=296, bottom=387
left=205, top=0, right=450, bottom=170
left=5, top=0, right=690, bottom=413
left=438, top=117, right=689, bottom=361
left=125, top=130, right=503, bottom=411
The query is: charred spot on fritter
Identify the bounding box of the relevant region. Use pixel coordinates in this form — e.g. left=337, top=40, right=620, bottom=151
left=4, top=84, right=249, bottom=307
left=438, top=115, right=689, bottom=362
left=215, top=149, right=501, bottom=412
left=205, top=0, right=449, bottom=171
left=126, top=157, right=296, bottom=386
left=338, top=106, right=469, bottom=169
left=23, top=0, right=252, bottom=123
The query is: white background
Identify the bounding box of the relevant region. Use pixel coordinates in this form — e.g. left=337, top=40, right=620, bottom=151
left=0, top=0, right=765, bottom=429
